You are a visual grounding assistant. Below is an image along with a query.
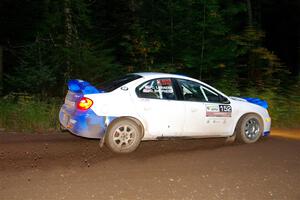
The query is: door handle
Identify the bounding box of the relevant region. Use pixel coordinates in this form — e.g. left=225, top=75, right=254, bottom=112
left=191, top=108, right=198, bottom=112
left=144, top=106, right=151, bottom=111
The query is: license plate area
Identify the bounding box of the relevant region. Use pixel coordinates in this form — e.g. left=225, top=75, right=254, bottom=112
left=65, top=99, right=75, bottom=108
left=63, top=113, right=70, bottom=125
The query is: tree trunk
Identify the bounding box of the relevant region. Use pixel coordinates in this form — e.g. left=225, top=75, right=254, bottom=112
left=64, top=0, right=72, bottom=48
left=64, top=0, right=72, bottom=81
left=297, top=26, right=300, bottom=75
left=169, top=0, right=174, bottom=65
left=129, top=0, right=137, bottom=12
left=199, top=1, right=206, bottom=80
left=246, top=0, right=253, bottom=26
left=0, top=45, right=3, bottom=95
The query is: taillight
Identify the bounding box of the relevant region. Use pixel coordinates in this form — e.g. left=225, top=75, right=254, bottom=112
left=77, top=97, right=93, bottom=110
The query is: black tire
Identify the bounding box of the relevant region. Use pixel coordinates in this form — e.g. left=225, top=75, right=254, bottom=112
left=236, top=114, right=263, bottom=144
left=105, top=118, right=142, bottom=153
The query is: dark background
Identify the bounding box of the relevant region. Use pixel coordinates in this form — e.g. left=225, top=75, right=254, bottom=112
left=261, top=0, right=299, bottom=75
left=0, top=0, right=299, bottom=96
left=0, top=0, right=299, bottom=129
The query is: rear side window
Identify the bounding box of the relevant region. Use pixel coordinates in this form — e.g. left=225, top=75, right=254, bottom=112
left=97, top=74, right=142, bottom=92
left=136, top=78, right=176, bottom=100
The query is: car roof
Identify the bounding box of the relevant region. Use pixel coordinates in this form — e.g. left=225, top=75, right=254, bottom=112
left=132, top=72, right=229, bottom=98
left=133, top=72, right=190, bottom=80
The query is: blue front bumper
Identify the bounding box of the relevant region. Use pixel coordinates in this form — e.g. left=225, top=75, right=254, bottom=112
left=263, top=131, right=270, bottom=137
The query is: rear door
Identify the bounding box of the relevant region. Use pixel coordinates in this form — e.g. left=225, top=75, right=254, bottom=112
left=133, top=78, right=185, bottom=137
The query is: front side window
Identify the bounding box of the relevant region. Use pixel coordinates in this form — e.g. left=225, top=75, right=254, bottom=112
left=136, top=78, right=176, bottom=100
left=202, top=87, right=220, bottom=102
left=177, top=79, right=206, bottom=101
left=177, top=79, right=226, bottom=103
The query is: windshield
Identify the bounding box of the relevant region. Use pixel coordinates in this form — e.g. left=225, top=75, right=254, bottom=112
left=97, top=74, right=142, bottom=92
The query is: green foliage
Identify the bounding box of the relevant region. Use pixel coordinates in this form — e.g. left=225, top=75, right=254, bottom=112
left=211, top=68, right=240, bottom=96
left=5, top=36, right=60, bottom=95
left=121, top=22, right=162, bottom=71
left=0, top=94, right=61, bottom=132
left=242, top=79, right=300, bottom=128
left=1, top=0, right=299, bottom=130
left=123, top=0, right=246, bottom=79
left=230, top=26, right=288, bottom=89
left=5, top=0, right=120, bottom=96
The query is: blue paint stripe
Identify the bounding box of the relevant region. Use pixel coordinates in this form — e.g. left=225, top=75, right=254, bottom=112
left=242, top=97, right=268, bottom=109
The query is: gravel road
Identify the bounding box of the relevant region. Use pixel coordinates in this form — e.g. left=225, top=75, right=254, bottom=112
left=0, top=132, right=299, bottom=200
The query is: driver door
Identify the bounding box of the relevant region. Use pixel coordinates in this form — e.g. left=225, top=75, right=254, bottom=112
left=176, top=79, right=234, bottom=136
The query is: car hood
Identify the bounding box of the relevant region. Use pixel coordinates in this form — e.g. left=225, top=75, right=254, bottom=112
left=229, top=96, right=268, bottom=109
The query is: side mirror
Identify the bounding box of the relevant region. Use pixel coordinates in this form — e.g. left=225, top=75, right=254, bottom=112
left=220, top=95, right=230, bottom=104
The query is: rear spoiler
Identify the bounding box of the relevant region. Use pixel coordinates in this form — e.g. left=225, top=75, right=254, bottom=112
left=68, top=79, right=103, bottom=94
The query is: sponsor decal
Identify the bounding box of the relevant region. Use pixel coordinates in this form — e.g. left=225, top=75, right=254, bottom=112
left=157, top=85, right=173, bottom=93
left=157, top=79, right=172, bottom=85
left=206, top=104, right=232, bottom=117
left=142, top=79, right=174, bottom=94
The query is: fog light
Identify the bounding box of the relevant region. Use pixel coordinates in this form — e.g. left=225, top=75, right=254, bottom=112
left=265, top=117, right=271, bottom=122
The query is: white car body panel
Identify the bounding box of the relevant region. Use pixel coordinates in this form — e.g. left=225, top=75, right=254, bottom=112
left=133, top=98, right=185, bottom=138
left=59, top=72, right=271, bottom=140
left=183, top=101, right=235, bottom=136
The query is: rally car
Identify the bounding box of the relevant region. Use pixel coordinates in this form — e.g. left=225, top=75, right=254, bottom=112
left=59, top=72, right=271, bottom=153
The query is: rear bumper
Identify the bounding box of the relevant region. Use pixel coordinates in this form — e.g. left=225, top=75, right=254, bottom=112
left=59, top=105, right=115, bottom=139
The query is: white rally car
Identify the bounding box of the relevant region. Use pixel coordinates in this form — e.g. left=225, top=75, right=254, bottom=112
left=59, top=72, right=271, bottom=153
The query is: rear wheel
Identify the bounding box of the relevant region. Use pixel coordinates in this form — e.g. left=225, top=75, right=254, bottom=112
left=236, top=114, right=263, bottom=143
left=105, top=119, right=142, bottom=153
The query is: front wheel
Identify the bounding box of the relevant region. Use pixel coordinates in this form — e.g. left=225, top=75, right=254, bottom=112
left=105, top=119, right=142, bottom=153
left=236, top=114, right=263, bottom=144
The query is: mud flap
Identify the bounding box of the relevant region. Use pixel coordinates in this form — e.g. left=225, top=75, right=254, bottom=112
left=225, top=132, right=237, bottom=144
left=99, top=133, right=106, bottom=148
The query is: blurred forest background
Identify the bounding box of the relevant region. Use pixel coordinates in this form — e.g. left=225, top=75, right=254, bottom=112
left=0, top=0, right=299, bottom=131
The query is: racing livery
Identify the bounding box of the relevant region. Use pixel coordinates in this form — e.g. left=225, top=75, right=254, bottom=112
left=59, top=72, right=271, bottom=153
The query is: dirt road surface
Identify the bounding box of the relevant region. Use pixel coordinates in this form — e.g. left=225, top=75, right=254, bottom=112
left=0, top=132, right=299, bottom=200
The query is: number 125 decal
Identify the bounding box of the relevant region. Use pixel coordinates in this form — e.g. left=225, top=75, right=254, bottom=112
left=219, top=105, right=232, bottom=112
